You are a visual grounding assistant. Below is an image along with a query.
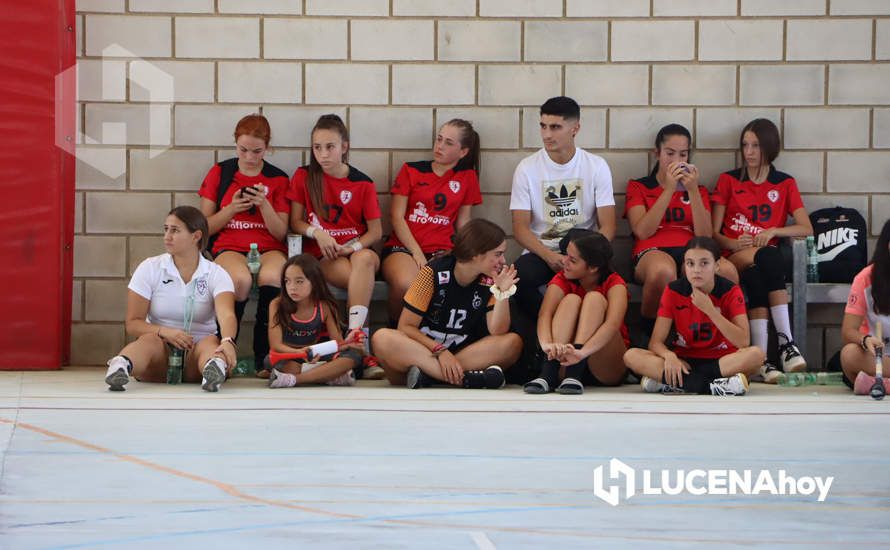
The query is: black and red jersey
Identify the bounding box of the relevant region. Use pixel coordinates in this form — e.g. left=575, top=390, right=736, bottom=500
left=403, top=255, right=495, bottom=351
left=711, top=166, right=804, bottom=246
left=385, top=161, right=482, bottom=253
left=657, top=275, right=747, bottom=359
left=624, top=176, right=711, bottom=255
left=548, top=271, right=630, bottom=346
left=287, top=165, right=382, bottom=258
left=198, top=160, right=290, bottom=254
left=281, top=302, right=329, bottom=347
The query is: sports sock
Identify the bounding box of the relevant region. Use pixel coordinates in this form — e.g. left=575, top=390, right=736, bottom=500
left=770, top=304, right=793, bottom=344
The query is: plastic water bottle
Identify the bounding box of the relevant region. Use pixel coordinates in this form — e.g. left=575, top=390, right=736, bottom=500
left=247, top=243, right=261, bottom=289
left=806, top=236, right=819, bottom=283
left=778, top=371, right=845, bottom=387
left=233, top=357, right=255, bottom=377
left=166, top=345, right=184, bottom=384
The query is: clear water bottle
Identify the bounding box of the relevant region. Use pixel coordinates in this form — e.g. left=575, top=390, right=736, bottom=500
left=778, top=371, right=845, bottom=387
left=166, top=345, right=184, bottom=384
left=247, top=243, right=261, bottom=289
left=806, top=236, right=819, bottom=283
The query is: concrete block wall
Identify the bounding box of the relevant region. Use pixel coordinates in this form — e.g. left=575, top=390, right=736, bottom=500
left=73, top=0, right=890, bottom=367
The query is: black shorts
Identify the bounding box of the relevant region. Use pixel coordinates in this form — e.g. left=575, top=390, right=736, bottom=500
left=577, top=365, right=628, bottom=387
left=382, top=246, right=447, bottom=262
left=683, top=357, right=722, bottom=374
left=213, top=249, right=248, bottom=259
left=633, top=246, right=686, bottom=273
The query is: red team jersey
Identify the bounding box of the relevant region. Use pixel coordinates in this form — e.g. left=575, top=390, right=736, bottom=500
left=198, top=160, right=290, bottom=254
left=711, top=166, right=804, bottom=248
left=287, top=165, right=382, bottom=258
left=548, top=271, right=631, bottom=346
left=657, top=276, right=747, bottom=359
left=624, top=176, right=712, bottom=256
left=385, top=161, right=482, bottom=253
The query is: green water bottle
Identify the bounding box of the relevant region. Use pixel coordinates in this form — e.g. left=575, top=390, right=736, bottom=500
left=166, top=345, right=184, bottom=384
left=778, top=371, right=845, bottom=387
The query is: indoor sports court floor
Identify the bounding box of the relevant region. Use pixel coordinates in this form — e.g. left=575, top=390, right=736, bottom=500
left=1, top=367, right=888, bottom=549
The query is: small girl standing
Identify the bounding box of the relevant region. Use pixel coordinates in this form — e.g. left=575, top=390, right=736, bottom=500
left=266, top=254, right=363, bottom=388
left=524, top=232, right=629, bottom=395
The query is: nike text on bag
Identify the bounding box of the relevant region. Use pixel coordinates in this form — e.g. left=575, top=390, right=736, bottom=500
left=809, top=207, right=867, bottom=283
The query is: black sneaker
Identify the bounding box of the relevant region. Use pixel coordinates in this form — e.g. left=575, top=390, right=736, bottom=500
left=462, top=365, right=506, bottom=389
left=406, top=365, right=432, bottom=389
left=778, top=337, right=807, bottom=373
left=756, top=361, right=783, bottom=384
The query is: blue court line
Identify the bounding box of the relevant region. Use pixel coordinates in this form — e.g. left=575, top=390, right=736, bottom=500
left=37, top=500, right=890, bottom=550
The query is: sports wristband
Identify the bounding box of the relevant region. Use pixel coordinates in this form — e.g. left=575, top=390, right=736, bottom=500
left=490, top=283, right=517, bottom=301
left=350, top=241, right=363, bottom=253
left=862, top=334, right=872, bottom=351
left=305, top=226, right=317, bottom=239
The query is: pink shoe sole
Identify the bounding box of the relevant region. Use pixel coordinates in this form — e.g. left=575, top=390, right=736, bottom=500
left=853, top=372, right=890, bottom=395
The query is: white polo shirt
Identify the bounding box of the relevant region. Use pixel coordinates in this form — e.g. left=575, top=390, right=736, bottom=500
left=128, top=253, right=234, bottom=341
left=510, top=147, right=614, bottom=252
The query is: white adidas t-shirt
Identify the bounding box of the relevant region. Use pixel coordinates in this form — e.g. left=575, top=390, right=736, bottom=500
left=128, top=253, right=235, bottom=341
left=510, top=147, right=615, bottom=252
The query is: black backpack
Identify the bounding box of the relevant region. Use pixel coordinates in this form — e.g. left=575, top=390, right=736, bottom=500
left=809, top=207, right=867, bottom=283
left=205, top=158, right=239, bottom=254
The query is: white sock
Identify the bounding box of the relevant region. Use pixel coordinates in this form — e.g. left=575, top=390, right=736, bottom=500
left=348, top=305, right=368, bottom=331
left=750, top=319, right=769, bottom=354
left=770, top=304, right=793, bottom=344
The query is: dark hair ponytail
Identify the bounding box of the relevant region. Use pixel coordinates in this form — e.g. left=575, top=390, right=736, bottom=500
left=452, top=219, right=505, bottom=262
left=684, top=236, right=722, bottom=263
left=872, top=219, right=890, bottom=315
left=308, top=114, right=349, bottom=218
left=444, top=119, right=480, bottom=172
left=650, top=123, right=692, bottom=177
left=168, top=205, right=208, bottom=251
left=570, top=232, right=614, bottom=283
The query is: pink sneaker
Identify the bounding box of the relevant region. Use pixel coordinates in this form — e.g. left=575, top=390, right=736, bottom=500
left=269, top=369, right=297, bottom=388
left=327, top=370, right=356, bottom=387
left=853, top=371, right=876, bottom=395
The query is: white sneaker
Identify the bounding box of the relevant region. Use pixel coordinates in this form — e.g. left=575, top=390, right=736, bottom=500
left=709, top=373, right=749, bottom=396
left=327, top=370, right=356, bottom=386
left=640, top=376, right=684, bottom=394
left=201, top=357, right=226, bottom=392
left=105, top=356, right=130, bottom=392
left=778, top=336, right=807, bottom=373
left=758, top=361, right=782, bottom=384
left=269, top=369, right=297, bottom=388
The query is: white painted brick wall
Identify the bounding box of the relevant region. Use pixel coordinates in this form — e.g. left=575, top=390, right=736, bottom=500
left=351, top=20, right=434, bottom=61
left=829, top=65, right=890, bottom=105
left=306, top=0, right=388, bottom=16
left=612, top=21, right=695, bottom=62
left=175, top=17, right=260, bottom=59
left=785, top=108, right=871, bottom=149
left=651, top=65, right=736, bottom=106
left=264, top=19, right=348, bottom=60
left=739, top=65, right=825, bottom=106
left=218, top=0, right=302, bottom=14
left=305, top=64, right=388, bottom=105
left=218, top=62, right=302, bottom=103
left=524, top=21, right=607, bottom=62
left=392, top=65, right=475, bottom=105
left=129, top=0, right=213, bottom=13
left=741, top=0, right=825, bottom=16
left=478, top=65, right=561, bottom=106
left=695, top=108, right=781, bottom=148
left=72, top=6, right=890, bottom=363
left=479, top=0, right=562, bottom=17
left=827, top=152, right=890, bottom=192
left=699, top=20, right=784, bottom=61
left=393, top=0, right=475, bottom=16
left=653, top=0, right=736, bottom=17
left=787, top=20, right=873, bottom=61
left=565, top=65, right=649, bottom=106
left=85, top=15, right=171, bottom=57
left=438, top=21, right=520, bottom=62
left=566, top=0, right=648, bottom=17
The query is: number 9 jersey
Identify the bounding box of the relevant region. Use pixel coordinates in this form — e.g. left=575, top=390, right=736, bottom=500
left=711, top=166, right=804, bottom=247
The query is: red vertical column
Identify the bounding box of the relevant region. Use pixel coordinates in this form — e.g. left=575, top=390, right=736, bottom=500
left=0, top=0, right=76, bottom=369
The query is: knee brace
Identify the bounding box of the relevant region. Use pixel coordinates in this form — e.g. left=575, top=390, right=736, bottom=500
left=753, top=246, right=786, bottom=293
left=740, top=266, right=769, bottom=309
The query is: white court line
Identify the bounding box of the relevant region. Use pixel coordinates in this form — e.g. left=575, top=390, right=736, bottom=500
left=470, top=531, right=497, bottom=550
